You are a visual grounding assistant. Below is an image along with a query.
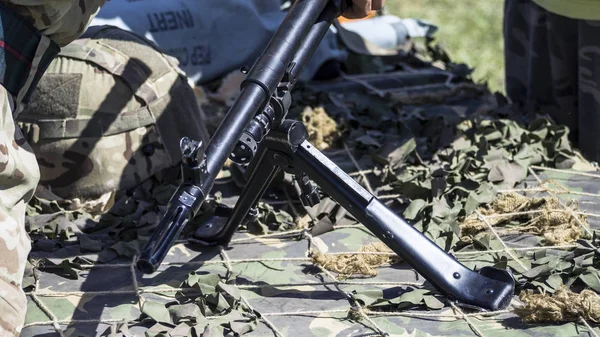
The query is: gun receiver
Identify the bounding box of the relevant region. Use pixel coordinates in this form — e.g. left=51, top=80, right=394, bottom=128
left=137, top=0, right=515, bottom=312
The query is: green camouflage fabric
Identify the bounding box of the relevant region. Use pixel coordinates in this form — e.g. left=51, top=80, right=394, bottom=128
left=0, top=85, right=39, bottom=337
left=504, top=0, right=600, bottom=163
left=16, top=32, right=600, bottom=337
left=16, top=25, right=210, bottom=201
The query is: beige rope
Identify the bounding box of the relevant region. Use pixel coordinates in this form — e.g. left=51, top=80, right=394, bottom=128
left=344, top=142, right=376, bottom=195
left=363, top=308, right=513, bottom=319
left=528, top=167, right=594, bottom=238
left=323, top=244, right=578, bottom=258
left=317, top=264, right=390, bottom=336
left=28, top=275, right=65, bottom=336
left=497, top=188, right=548, bottom=194
left=351, top=298, right=389, bottom=337
left=475, top=210, right=529, bottom=272
left=230, top=229, right=306, bottom=243
left=349, top=169, right=375, bottom=177
left=377, top=194, right=402, bottom=200
left=499, top=187, right=600, bottom=198
left=304, top=232, right=390, bottom=336
left=23, top=318, right=134, bottom=329
left=450, top=302, right=486, bottom=337
left=263, top=309, right=348, bottom=317
left=455, top=245, right=577, bottom=255
left=378, top=189, right=600, bottom=208
left=22, top=307, right=515, bottom=328
left=219, top=246, right=285, bottom=337
left=579, top=316, right=600, bottom=337
left=29, top=294, right=65, bottom=337
left=480, top=207, right=600, bottom=219
left=333, top=224, right=364, bottom=229
left=53, top=256, right=314, bottom=271
left=26, top=279, right=422, bottom=298
left=530, top=165, right=600, bottom=179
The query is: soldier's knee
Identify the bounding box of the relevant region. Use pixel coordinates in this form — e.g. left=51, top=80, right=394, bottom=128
left=16, top=26, right=209, bottom=201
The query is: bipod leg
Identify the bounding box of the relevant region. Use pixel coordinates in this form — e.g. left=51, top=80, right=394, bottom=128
left=261, top=120, right=513, bottom=311
left=194, top=144, right=286, bottom=246
left=194, top=119, right=515, bottom=311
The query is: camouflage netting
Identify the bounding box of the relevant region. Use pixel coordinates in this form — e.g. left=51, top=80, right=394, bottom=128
left=20, top=37, right=600, bottom=337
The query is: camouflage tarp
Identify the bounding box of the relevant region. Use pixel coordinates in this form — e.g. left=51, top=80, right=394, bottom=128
left=19, top=34, right=600, bottom=337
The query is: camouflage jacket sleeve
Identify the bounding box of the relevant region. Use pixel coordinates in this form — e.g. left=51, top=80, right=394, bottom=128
left=0, top=0, right=108, bottom=46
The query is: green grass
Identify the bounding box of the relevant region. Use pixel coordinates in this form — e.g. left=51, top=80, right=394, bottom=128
left=385, top=0, right=505, bottom=93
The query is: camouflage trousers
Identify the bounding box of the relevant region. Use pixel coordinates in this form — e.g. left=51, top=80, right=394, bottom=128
left=0, top=87, right=38, bottom=336
left=0, top=0, right=106, bottom=335
left=504, top=0, right=600, bottom=162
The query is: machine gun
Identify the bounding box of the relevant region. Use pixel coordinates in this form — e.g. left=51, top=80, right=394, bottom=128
left=137, top=0, right=515, bottom=311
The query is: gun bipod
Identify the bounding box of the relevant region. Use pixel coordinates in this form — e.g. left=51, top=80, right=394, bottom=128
left=195, top=120, right=515, bottom=312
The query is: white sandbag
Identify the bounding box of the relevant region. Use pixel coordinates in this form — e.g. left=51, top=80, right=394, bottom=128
left=90, top=0, right=347, bottom=84
left=340, top=15, right=438, bottom=50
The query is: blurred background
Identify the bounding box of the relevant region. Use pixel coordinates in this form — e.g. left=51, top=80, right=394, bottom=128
left=386, top=0, right=505, bottom=94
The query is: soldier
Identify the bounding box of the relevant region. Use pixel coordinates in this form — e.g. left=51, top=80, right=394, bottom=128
left=504, top=0, right=600, bottom=163
left=16, top=25, right=212, bottom=204
left=0, top=1, right=384, bottom=335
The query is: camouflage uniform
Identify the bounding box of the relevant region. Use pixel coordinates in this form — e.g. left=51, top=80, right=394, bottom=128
left=17, top=26, right=210, bottom=201
left=504, top=0, right=600, bottom=162
left=0, top=1, right=105, bottom=335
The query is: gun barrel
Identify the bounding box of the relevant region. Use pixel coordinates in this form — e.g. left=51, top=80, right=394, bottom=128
left=137, top=0, right=346, bottom=273
left=241, top=0, right=331, bottom=95
left=137, top=202, right=191, bottom=274
left=289, top=1, right=339, bottom=85
left=229, top=1, right=342, bottom=165
left=199, top=0, right=332, bottom=191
